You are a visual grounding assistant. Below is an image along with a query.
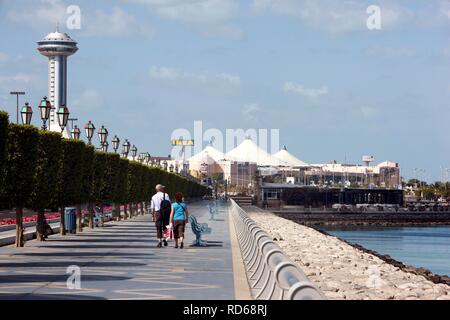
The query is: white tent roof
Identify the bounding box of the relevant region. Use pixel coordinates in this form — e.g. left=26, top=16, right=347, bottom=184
left=273, top=146, right=309, bottom=167
left=226, top=138, right=288, bottom=166
left=188, top=145, right=227, bottom=165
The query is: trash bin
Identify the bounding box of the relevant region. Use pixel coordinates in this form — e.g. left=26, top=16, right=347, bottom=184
left=64, top=207, right=77, bottom=233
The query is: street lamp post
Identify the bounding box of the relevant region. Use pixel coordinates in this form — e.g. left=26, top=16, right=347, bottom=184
left=20, top=102, right=33, bottom=125
left=38, top=96, right=51, bottom=130
left=122, top=139, right=130, bottom=158
left=84, top=120, right=95, bottom=145
left=70, top=125, right=81, bottom=140
left=101, top=141, right=109, bottom=152
left=56, top=105, right=70, bottom=133
left=112, top=135, right=120, bottom=153
left=145, top=153, right=151, bottom=165
left=10, top=91, right=25, bottom=124
left=131, top=145, right=137, bottom=161
left=98, top=125, right=108, bottom=146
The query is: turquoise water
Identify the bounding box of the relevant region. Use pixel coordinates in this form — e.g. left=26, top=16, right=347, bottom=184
left=320, top=225, right=450, bottom=276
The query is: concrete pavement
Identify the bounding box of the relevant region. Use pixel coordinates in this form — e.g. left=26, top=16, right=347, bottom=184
left=0, top=201, right=240, bottom=300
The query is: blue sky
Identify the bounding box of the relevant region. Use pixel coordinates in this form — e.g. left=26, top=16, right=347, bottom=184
left=0, top=0, right=449, bottom=182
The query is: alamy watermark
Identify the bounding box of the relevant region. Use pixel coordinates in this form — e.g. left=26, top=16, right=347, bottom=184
left=366, top=265, right=385, bottom=289
left=66, top=265, right=81, bottom=289
left=66, top=5, right=81, bottom=30
left=367, top=5, right=382, bottom=30
left=170, top=121, right=280, bottom=160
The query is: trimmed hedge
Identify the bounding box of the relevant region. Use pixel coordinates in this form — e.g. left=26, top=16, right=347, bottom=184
left=29, top=131, right=63, bottom=211
left=0, top=112, right=208, bottom=214
left=0, top=112, right=9, bottom=209
left=4, top=124, right=39, bottom=209
left=58, top=139, right=86, bottom=207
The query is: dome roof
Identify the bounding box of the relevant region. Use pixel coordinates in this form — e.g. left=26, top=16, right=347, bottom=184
left=188, top=145, right=228, bottom=165
left=40, top=30, right=77, bottom=43
left=226, top=137, right=288, bottom=166
left=273, top=146, right=309, bottom=167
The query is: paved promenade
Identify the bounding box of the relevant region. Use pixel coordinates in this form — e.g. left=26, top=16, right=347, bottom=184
left=0, top=201, right=238, bottom=300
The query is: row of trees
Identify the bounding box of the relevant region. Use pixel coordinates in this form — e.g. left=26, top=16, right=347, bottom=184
left=404, top=179, right=450, bottom=201
left=0, top=111, right=208, bottom=247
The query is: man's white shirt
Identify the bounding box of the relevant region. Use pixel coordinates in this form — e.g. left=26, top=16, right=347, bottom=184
left=150, top=192, right=171, bottom=211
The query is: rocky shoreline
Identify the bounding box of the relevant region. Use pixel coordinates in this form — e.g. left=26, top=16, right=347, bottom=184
left=314, top=228, right=450, bottom=286
left=245, top=206, right=450, bottom=300
left=276, top=212, right=450, bottom=228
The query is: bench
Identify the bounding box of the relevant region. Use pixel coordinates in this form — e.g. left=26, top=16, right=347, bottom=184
left=189, top=215, right=212, bottom=246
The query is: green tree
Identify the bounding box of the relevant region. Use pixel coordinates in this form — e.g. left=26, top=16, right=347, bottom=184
left=90, top=152, right=107, bottom=226
left=79, top=145, right=95, bottom=231
left=4, top=124, right=39, bottom=247
left=127, top=161, right=141, bottom=216
left=57, top=139, right=85, bottom=235
left=0, top=112, right=9, bottom=209
left=28, top=131, right=62, bottom=241
left=115, top=158, right=129, bottom=220
left=102, top=153, right=121, bottom=220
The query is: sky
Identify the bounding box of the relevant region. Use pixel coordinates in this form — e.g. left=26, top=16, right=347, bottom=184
left=0, top=0, right=449, bottom=182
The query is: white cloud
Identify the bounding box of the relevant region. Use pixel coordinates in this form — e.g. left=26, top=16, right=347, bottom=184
left=123, top=0, right=242, bottom=38
left=0, top=73, right=33, bottom=85
left=6, top=1, right=153, bottom=38
left=6, top=0, right=67, bottom=31
left=149, top=66, right=241, bottom=87
left=365, top=46, right=416, bottom=58
left=0, top=73, right=35, bottom=103
left=252, top=0, right=413, bottom=33
left=241, top=103, right=261, bottom=120
left=360, top=106, right=379, bottom=119
left=0, top=52, right=9, bottom=63
left=82, top=6, right=155, bottom=38
left=242, top=103, right=260, bottom=119
left=283, top=82, right=328, bottom=98
left=72, top=89, right=104, bottom=111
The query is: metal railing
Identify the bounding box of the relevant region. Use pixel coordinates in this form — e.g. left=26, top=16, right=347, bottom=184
left=230, top=199, right=326, bottom=300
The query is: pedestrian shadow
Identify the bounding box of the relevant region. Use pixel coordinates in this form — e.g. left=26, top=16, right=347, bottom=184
left=36, top=244, right=154, bottom=249
left=43, top=237, right=153, bottom=243
left=0, top=274, right=130, bottom=284
left=0, top=293, right=106, bottom=300
left=190, top=241, right=223, bottom=248
left=12, top=251, right=155, bottom=258
left=0, top=261, right=147, bottom=268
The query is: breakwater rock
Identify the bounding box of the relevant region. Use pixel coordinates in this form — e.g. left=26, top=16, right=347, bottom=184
left=275, top=212, right=450, bottom=227
left=245, top=207, right=450, bottom=300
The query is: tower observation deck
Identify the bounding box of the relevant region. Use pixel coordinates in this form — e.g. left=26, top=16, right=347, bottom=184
left=37, top=27, right=78, bottom=136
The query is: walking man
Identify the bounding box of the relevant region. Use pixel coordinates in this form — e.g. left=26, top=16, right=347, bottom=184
left=151, top=184, right=171, bottom=248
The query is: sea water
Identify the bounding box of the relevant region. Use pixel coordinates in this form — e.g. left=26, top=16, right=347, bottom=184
left=320, top=225, right=450, bottom=276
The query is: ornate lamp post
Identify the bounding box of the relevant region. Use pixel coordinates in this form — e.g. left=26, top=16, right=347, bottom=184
left=145, top=152, right=151, bottom=165
left=56, top=105, right=70, bottom=133
left=101, top=141, right=109, bottom=152
left=131, top=145, right=137, bottom=161
left=20, top=102, right=33, bottom=125
left=84, top=120, right=95, bottom=145
left=112, top=135, right=120, bottom=153
left=38, top=96, right=51, bottom=130
left=122, top=139, right=130, bottom=158
left=71, top=125, right=81, bottom=140
left=98, top=125, right=108, bottom=146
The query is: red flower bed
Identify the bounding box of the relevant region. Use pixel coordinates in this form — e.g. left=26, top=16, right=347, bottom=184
left=0, top=212, right=60, bottom=226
